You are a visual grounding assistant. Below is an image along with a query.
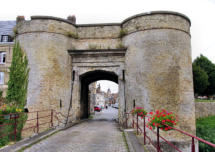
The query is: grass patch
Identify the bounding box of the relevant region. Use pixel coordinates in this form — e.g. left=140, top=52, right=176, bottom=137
left=196, top=115, right=215, bottom=152
left=89, top=115, right=93, bottom=119
left=122, top=132, right=130, bottom=152
left=195, top=99, right=215, bottom=102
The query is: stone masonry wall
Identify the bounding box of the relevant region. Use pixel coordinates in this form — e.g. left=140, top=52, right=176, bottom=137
left=195, top=102, right=215, bottom=118
left=0, top=43, right=13, bottom=97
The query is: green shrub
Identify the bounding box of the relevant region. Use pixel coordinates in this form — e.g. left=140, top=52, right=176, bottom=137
left=6, top=42, right=29, bottom=107
left=0, top=41, right=29, bottom=148
left=196, top=116, right=215, bottom=152
left=0, top=103, right=27, bottom=147
left=0, top=91, right=3, bottom=98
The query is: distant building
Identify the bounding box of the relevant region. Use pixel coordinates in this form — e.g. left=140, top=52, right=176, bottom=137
left=95, top=83, right=105, bottom=108
left=89, top=82, right=97, bottom=114
left=0, top=21, right=16, bottom=97
left=89, top=82, right=119, bottom=112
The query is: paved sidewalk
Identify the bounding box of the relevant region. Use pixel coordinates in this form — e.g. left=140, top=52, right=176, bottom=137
left=23, top=108, right=128, bottom=152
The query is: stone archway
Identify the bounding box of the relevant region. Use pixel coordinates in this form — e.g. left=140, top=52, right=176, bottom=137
left=68, top=49, right=126, bottom=124
left=79, top=70, right=118, bottom=119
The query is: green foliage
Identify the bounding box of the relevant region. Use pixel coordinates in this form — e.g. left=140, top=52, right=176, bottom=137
left=66, top=32, right=79, bottom=39
left=195, top=99, right=215, bottom=102
left=0, top=91, right=3, bottom=98
left=0, top=41, right=29, bottom=147
left=6, top=42, right=29, bottom=107
left=196, top=116, right=215, bottom=152
left=0, top=102, right=27, bottom=147
left=119, top=29, right=128, bottom=38
left=193, top=64, right=209, bottom=95
left=193, top=54, right=215, bottom=96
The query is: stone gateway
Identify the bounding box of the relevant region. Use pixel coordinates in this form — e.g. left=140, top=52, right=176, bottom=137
left=16, top=11, right=195, bottom=151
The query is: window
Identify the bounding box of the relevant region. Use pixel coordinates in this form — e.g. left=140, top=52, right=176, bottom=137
left=0, top=52, right=6, bottom=64
left=0, top=72, right=4, bottom=85
left=1, top=35, right=12, bottom=42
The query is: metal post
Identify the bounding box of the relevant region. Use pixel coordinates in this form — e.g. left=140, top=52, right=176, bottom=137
left=191, top=137, right=195, bottom=152
left=125, top=114, right=128, bottom=128
left=137, top=114, right=139, bottom=135
left=144, top=116, right=146, bottom=145
left=14, top=114, right=17, bottom=141
left=157, top=127, right=160, bottom=152
left=132, top=100, right=135, bottom=128
left=36, top=111, right=39, bottom=133
left=51, top=109, right=53, bottom=127
left=132, top=114, right=134, bottom=128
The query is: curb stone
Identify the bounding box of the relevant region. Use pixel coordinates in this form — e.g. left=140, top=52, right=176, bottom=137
left=124, top=129, right=146, bottom=152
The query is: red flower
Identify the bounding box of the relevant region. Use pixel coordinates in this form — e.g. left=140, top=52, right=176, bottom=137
left=153, top=123, right=155, bottom=126
left=149, top=112, right=153, bottom=115
left=162, top=120, right=165, bottom=123
left=162, top=109, right=166, bottom=113
left=165, top=127, right=168, bottom=131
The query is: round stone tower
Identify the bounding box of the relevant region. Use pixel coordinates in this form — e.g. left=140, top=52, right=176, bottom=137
left=122, top=11, right=195, bottom=151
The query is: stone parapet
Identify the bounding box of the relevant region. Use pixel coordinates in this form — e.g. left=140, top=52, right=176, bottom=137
left=17, top=17, right=76, bottom=37
left=17, top=11, right=191, bottom=39
left=122, top=11, right=190, bottom=36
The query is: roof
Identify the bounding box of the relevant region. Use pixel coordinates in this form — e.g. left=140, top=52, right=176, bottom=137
left=0, top=21, right=16, bottom=36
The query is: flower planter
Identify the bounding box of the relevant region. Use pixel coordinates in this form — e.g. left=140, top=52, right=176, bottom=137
left=148, top=110, right=178, bottom=131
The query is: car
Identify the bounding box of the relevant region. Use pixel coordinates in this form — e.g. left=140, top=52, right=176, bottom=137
left=112, top=103, right=119, bottom=109
left=94, top=106, right=101, bottom=112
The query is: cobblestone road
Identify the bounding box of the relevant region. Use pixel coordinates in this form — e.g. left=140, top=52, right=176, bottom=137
left=24, top=107, right=128, bottom=152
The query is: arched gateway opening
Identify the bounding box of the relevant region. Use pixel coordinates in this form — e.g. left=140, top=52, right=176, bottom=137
left=80, top=70, right=118, bottom=119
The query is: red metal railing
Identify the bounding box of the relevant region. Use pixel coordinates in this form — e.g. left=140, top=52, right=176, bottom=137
left=125, top=112, right=215, bottom=152
left=0, top=109, right=71, bottom=143
left=0, top=113, right=20, bottom=141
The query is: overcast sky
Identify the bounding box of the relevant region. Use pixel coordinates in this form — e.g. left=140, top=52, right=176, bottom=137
left=1, top=0, right=215, bottom=92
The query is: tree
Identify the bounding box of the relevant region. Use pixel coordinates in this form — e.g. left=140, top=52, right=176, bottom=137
left=193, top=54, right=215, bottom=96
left=6, top=42, right=29, bottom=107
left=192, top=64, right=209, bottom=96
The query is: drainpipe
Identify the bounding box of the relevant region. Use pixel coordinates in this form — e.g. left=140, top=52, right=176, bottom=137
left=123, top=70, right=126, bottom=113
left=65, top=70, right=75, bottom=127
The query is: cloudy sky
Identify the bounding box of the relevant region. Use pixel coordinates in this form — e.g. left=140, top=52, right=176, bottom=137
left=1, top=0, right=214, bottom=93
